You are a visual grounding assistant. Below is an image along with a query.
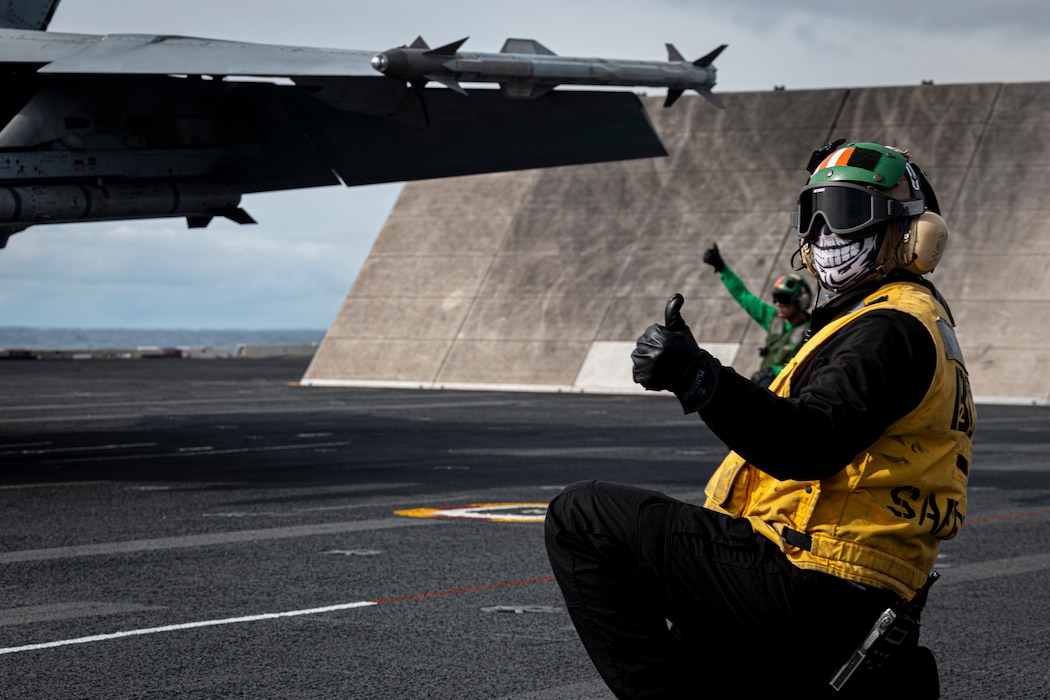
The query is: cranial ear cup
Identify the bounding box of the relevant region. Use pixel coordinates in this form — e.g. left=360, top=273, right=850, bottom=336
left=799, top=211, right=949, bottom=283
left=896, top=211, right=948, bottom=274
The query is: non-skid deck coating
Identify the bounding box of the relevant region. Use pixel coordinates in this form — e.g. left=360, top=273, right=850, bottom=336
left=1, top=358, right=1048, bottom=698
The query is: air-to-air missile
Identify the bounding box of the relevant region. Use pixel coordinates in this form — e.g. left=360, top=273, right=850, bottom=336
left=371, top=37, right=727, bottom=108
left=0, top=3, right=701, bottom=243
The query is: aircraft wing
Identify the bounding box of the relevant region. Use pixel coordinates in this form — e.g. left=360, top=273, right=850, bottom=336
left=0, top=11, right=675, bottom=245
left=0, top=30, right=379, bottom=77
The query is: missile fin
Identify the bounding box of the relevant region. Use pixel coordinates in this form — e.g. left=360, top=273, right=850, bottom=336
left=664, top=88, right=685, bottom=108
left=501, top=38, right=556, bottom=56
left=666, top=43, right=686, bottom=62
left=424, top=74, right=467, bottom=95
left=500, top=82, right=554, bottom=99
left=187, top=215, right=213, bottom=229
left=426, top=37, right=468, bottom=57
left=696, top=88, right=726, bottom=109
left=0, top=225, right=25, bottom=247
left=694, top=44, right=727, bottom=68
left=408, top=36, right=429, bottom=50
left=222, top=207, right=257, bottom=225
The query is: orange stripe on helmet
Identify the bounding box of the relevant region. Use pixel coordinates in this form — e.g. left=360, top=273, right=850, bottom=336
left=817, top=146, right=855, bottom=172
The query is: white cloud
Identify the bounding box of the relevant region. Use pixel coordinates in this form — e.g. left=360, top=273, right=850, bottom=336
left=0, top=183, right=401, bottom=328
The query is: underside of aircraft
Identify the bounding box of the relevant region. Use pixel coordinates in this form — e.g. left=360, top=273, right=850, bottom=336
left=0, top=0, right=730, bottom=246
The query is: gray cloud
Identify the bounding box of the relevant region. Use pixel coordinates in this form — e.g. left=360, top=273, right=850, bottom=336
left=662, top=0, right=1050, bottom=38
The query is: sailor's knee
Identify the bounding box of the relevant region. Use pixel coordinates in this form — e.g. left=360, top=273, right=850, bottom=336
left=545, top=480, right=595, bottom=534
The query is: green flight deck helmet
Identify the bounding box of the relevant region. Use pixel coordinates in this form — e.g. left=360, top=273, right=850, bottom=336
left=807, top=141, right=940, bottom=215
left=772, top=273, right=812, bottom=310
left=795, top=141, right=948, bottom=291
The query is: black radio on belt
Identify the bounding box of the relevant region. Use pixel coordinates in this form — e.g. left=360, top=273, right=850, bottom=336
left=829, top=571, right=940, bottom=692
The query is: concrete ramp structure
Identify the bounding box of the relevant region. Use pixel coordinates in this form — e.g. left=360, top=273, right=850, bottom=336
left=303, top=82, right=1050, bottom=404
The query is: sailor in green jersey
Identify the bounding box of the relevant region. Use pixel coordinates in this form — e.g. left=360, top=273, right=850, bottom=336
left=702, top=244, right=812, bottom=387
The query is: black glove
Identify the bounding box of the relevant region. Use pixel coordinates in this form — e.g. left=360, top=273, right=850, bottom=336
left=702, top=244, right=724, bottom=273
left=631, top=293, right=721, bottom=414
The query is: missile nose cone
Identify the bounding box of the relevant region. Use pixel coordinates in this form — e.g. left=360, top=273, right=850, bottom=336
left=371, top=53, right=390, bottom=73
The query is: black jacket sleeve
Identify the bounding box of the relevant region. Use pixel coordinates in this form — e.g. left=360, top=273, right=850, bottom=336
left=699, top=309, right=936, bottom=481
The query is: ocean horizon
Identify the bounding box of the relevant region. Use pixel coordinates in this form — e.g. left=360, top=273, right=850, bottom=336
left=0, top=327, right=326, bottom=350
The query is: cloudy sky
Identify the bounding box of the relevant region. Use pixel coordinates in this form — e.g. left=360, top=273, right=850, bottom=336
left=1, top=0, right=1047, bottom=330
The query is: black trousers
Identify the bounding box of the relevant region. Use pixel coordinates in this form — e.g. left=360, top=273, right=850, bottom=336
left=544, top=481, right=900, bottom=699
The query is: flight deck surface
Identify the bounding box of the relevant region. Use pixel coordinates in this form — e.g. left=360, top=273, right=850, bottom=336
left=1, top=359, right=1047, bottom=698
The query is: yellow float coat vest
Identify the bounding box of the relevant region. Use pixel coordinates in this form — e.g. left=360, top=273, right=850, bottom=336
left=703, top=281, right=974, bottom=598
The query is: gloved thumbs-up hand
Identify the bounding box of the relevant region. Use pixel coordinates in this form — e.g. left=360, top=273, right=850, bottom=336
left=631, top=293, right=701, bottom=391
left=701, top=244, right=725, bottom=273
left=631, top=293, right=721, bottom=413
left=664, top=292, right=687, bottom=331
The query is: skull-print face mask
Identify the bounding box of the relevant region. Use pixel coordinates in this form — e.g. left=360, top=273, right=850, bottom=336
left=809, top=223, right=883, bottom=293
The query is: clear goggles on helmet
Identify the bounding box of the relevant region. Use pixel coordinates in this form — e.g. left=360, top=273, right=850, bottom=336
left=791, top=182, right=926, bottom=240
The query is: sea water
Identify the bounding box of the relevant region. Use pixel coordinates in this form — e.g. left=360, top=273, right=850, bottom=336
left=0, top=327, right=325, bottom=350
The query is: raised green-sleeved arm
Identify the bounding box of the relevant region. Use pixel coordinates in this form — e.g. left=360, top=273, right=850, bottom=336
left=717, top=263, right=776, bottom=331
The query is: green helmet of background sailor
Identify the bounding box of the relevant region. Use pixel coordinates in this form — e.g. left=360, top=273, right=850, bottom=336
left=794, top=141, right=949, bottom=294
left=772, top=273, right=811, bottom=310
